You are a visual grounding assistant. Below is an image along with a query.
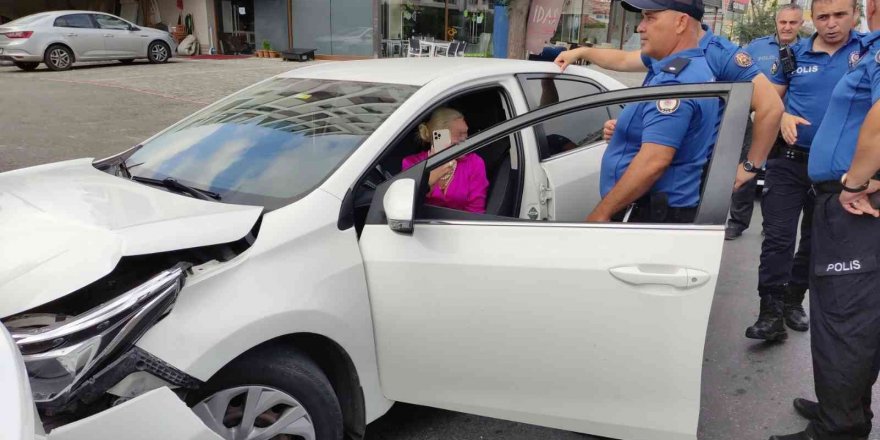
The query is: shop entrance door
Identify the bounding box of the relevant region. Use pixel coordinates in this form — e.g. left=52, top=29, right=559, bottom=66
left=216, top=0, right=254, bottom=54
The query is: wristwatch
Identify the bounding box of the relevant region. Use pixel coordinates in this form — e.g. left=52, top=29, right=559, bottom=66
left=742, top=160, right=758, bottom=173
left=840, top=173, right=870, bottom=193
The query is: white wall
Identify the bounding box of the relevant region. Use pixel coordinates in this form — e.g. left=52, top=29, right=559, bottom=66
left=150, top=0, right=210, bottom=53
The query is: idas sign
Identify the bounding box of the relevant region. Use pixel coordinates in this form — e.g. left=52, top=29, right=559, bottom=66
left=526, top=0, right=565, bottom=54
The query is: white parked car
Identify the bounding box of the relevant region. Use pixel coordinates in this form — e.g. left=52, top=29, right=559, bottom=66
left=0, top=10, right=176, bottom=71
left=0, top=58, right=749, bottom=440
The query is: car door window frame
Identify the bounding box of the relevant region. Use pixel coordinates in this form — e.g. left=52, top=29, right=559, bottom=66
left=516, top=73, right=617, bottom=161
left=340, top=81, right=526, bottom=231
left=365, top=82, right=752, bottom=228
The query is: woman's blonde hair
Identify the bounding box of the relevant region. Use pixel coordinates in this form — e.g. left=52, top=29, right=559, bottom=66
left=418, top=107, right=464, bottom=144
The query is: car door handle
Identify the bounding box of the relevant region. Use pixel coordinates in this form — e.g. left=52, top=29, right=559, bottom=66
left=609, top=265, right=710, bottom=288
left=104, top=34, right=114, bottom=37
left=66, top=33, right=78, bottom=37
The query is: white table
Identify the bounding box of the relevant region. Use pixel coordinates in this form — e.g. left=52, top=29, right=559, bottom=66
left=419, top=40, right=452, bottom=57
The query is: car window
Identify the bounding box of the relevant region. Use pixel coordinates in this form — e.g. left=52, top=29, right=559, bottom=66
left=520, top=77, right=613, bottom=160
left=54, top=14, right=94, bottom=29
left=126, top=78, right=419, bottom=211
left=94, top=14, right=129, bottom=30
left=521, top=77, right=602, bottom=110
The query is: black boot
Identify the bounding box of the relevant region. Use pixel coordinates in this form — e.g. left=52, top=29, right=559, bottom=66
left=784, top=284, right=809, bottom=331
left=746, top=290, right=787, bottom=341
left=793, top=398, right=819, bottom=420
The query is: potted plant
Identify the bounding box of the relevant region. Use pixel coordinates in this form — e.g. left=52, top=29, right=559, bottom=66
left=259, top=39, right=271, bottom=57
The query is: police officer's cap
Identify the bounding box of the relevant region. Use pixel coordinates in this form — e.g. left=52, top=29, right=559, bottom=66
left=622, top=0, right=704, bottom=21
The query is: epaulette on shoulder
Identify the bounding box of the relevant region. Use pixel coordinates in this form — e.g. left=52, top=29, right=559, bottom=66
left=662, top=58, right=690, bottom=76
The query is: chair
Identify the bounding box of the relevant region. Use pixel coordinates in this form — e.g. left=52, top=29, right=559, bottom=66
left=455, top=41, right=467, bottom=57
left=408, top=38, right=429, bottom=57
left=442, top=41, right=459, bottom=57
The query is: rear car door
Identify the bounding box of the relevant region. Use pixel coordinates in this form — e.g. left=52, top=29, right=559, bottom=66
left=52, top=13, right=105, bottom=59
left=93, top=14, right=143, bottom=58
left=358, top=83, right=751, bottom=440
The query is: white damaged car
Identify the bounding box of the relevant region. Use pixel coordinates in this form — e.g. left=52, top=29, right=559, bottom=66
left=0, top=58, right=750, bottom=440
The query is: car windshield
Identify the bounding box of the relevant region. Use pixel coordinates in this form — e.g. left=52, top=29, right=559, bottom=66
left=126, top=78, right=419, bottom=210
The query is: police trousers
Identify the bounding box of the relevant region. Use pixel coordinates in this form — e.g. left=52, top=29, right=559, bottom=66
left=727, top=120, right=757, bottom=231
left=758, top=157, right=814, bottom=294
left=808, top=192, right=880, bottom=440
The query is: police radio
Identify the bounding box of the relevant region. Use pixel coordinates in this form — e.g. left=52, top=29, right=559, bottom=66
left=779, top=44, right=796, bottom=75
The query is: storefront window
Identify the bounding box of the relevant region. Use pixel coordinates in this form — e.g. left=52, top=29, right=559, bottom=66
left=606, top=0, right=639, bottom=49
left=217, top=0, right=255, bottom=55
left=291, top=0, right=373, bottom=57
left=379, top=0, right=499, bottom=58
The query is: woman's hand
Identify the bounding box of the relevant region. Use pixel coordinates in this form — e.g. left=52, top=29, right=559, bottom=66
left=428, top=161, right=456, bottom=187
left=780, top=112, right=810, bottom=145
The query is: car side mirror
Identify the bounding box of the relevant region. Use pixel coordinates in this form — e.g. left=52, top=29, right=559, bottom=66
left=129, top=25, right=140, bottom=31
left=383, top=178, right=415, bottom=233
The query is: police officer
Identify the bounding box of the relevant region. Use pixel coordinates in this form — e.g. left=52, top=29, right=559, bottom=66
left=770, top=0, right=880, bottom=437
left=583, top=0, right=718, bottom=223
left=725, top=3, right=804, bottom=240
left=555, top=17, right=784, bottom=195
left=750, top=0, right=863, bottom=342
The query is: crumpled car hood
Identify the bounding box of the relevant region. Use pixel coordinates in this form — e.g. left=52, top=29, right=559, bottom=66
left=0, top=159, right=262, bottom=317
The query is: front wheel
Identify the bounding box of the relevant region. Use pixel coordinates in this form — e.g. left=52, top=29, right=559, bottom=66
left=188, top=345, right=343, bottom=440
left=13, top=61, right=39, bottom=71
left=147, top=41, right=170, bottom=63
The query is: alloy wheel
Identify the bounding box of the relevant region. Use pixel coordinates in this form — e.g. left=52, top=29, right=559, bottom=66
left=192, top=385, right=316, bottom=440
left=151, top=44, right=168, bottom=62
left=49, top=48, right=71, bottom=69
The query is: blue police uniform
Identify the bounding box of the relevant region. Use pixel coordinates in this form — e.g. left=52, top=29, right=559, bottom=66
left=746, top=34, right=800, bottom=77
left=744, top=31, right=866, bottom=342
left=796, top=30, right=880, bottom=440
left=601, top=47, right=718, bottom=222
left=642, top=25, right=761, bottom=83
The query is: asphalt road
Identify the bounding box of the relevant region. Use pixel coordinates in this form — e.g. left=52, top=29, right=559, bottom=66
left=2, top=58, right=878, bottom=440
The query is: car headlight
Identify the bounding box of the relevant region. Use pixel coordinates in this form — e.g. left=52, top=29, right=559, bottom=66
left=3, top=265, right=186, bottom=403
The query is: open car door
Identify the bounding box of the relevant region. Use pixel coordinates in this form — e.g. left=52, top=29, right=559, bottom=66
left=359, top=83, right=751, bottom=440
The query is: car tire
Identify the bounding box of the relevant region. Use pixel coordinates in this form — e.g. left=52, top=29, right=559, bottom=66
left=13, top=61, right=39, bottom=71
left=119, top=59, right=135, bottom=65
left=187, top=345, right=344, bottom=440
left=147, top=41, right=170, bottom=64
left=43, top=45, right=74, bottom=71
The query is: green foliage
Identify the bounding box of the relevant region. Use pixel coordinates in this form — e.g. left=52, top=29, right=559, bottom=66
left=262, top=39, right=271, bottom=51
left=732, top=0, right=778, bottom=45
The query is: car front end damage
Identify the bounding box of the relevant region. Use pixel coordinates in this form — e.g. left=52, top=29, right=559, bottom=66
left=3, top=263, right=204, bottom=429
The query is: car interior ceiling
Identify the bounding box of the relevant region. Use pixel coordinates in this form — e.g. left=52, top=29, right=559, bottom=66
left=353, top=87, right=521, bottom=235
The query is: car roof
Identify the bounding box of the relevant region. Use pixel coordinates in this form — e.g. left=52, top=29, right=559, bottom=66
left=280, top=57, right=621, bottom=88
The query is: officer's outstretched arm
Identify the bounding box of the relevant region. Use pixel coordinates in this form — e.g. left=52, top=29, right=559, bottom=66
left=555, top=47, right=648, bottom=73
left=735, top=74, right=785, bottom=189
left=586, top=143, right=675, bottom=222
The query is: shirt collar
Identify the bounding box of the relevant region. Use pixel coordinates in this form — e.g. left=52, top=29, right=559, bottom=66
left=861, top=29, right=880, bottom=47
left=772, top=34, right=799, bottom=46
left=804, top=30, right=861, bottom=54
left=699, top=24, right=712, bottom=50
left=650, top=47, right=705, bottom=76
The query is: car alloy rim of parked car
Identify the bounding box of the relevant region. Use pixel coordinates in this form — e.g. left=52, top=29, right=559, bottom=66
left=192, top=385, right=316, bottom=440
left=49, top=48, right=71, bottom=69
left=151, top=43, right=168, bottom=62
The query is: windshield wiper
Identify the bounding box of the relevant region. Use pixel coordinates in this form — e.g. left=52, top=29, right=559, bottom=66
left=131, top=176, right=221, bottom=201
